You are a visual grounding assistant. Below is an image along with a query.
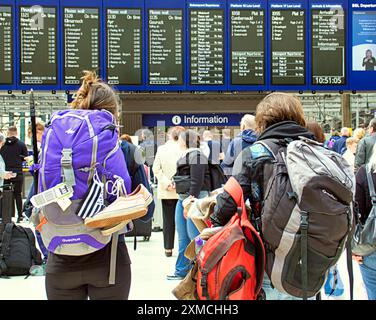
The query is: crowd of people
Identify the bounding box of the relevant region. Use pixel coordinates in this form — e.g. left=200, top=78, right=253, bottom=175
left=0, top=72, right=375, bottom=301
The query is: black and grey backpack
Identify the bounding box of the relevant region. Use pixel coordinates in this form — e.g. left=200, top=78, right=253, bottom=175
left=254, top=137, right=355, bottom=299
left=0, top=223, right=42, bottom=277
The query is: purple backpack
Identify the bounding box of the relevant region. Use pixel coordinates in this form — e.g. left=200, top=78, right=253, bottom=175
left=36, top=109, right=131, bottom=258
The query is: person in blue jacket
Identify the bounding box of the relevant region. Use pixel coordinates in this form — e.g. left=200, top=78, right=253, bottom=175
left=221, top=114, right=258, bottom=177
left=332, top=127, right=350, bottom=155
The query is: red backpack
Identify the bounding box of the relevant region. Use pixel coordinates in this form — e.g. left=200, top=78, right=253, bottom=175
left=196, top=177, right=266, bottom=300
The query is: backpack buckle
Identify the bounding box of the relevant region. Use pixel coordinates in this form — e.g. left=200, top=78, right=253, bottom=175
left=61, top=149, right=73, bottom=167
left=300, top=211, right=309, bottom=229
left=254, top=217, right=262, bottom=232
left=61, top=149, right=76, bottom=187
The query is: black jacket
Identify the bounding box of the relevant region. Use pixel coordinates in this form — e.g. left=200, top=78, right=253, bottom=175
left=175, top=149, right=211, bottom=198
left=121, top=141, right=155, bottom=221
left=211, top=121, right=315, bottom=227
left=355, top=165, right=376, bottom=224
left=0, top=136, right=28, bottom=174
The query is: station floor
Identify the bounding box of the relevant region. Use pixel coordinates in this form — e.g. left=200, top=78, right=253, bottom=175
left=0, top=219, right=369, bottom=300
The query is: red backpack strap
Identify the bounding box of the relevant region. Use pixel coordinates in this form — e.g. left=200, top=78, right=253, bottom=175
left=223, top=177, right=243, bottom=206
left=224, top=177, right=247, bottom=221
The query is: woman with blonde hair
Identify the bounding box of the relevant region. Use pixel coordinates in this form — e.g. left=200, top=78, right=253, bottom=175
left=353, top=128, right=366, bottom=143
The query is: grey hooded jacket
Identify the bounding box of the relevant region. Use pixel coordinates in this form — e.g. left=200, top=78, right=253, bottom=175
left=355, top=134, right=376, bottom=171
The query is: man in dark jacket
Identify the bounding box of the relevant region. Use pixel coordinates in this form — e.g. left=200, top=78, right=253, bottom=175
left=0, top=126, right=28, bottom=222
left=221, top=114, right=258, bottom=176
left=355, top=118, right=376, bottom=171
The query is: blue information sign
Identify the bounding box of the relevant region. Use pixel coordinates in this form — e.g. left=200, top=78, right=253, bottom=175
left=142, top=113, right=245, bottom=127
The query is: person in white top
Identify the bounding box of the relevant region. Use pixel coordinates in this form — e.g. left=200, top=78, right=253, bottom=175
left=342, top=137, right=358, bottom=172
left=153, top=126, right=185, bottom=257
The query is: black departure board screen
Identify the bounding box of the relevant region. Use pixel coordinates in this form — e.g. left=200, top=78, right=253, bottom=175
left=64, top=8, right=100, bottom=85
left=107, top=9, right=142, bottom=85
left=190, top=9, right=224, bottom=85
left=19, top=6, right=57, bottom=85
left=231, top=9, right=264, bottom=85
left=312, top=9, right=346, bottom=85
left=271, top=10, right=305, bottom=85
left=0, top=6, right=13, bottom=85
left=149, top=9, right=184, bottom=86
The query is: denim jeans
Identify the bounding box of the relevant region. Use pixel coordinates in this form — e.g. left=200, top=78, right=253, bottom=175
left=263, top=274, right=315, bottom=300
left=174, top=191, right=209, bottom=277
left=360, top=251, right=376, bottom=300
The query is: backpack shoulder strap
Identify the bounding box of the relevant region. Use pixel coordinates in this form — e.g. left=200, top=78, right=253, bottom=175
left=0, top=223, right=14, bottom=275
left=366, top=164, right=376, bottom=203
left=23, top=228, right=42, bottom=265
left=223, top=177, right=243, bottom=207
left=1, top=223, right=14, bottom=255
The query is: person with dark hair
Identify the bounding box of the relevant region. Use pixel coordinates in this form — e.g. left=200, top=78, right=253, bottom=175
left=153, top=126, right=185, bottom=257
left=0, top=133, right=14, bottom=221
left=0, top=126, right=28, bottom=223
left=355, top=118, right=376, bottom=171
left=211, top=93, right=315, bottom=300
left=167, top=129, right=211, bottom=280
left=306, top=121, right=326, bottom=144
left=363, top=49, right=376, bottom=71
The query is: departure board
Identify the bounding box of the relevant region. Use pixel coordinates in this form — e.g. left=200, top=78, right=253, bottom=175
left=64, top=8, right=100, bottom=85
left=19, top=6, right=57, bottom=85
left=190, top=9, right=224, bottom=85
left=231, top=9, right=265, bottom=85
left=148, top=9, right=184, bottom=86
left=312, top=8, right=346, bottom=85
left=271, top=9, right=305, bottom=85
left=107, top=9, right=142, bottom=85
left=0, top=6, right=13, bottom=85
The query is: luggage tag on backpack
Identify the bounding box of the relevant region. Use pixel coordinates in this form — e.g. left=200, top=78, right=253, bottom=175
left=30, top=183, right=74, bottom=209
left=56, top=197, right=72, bottom=212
